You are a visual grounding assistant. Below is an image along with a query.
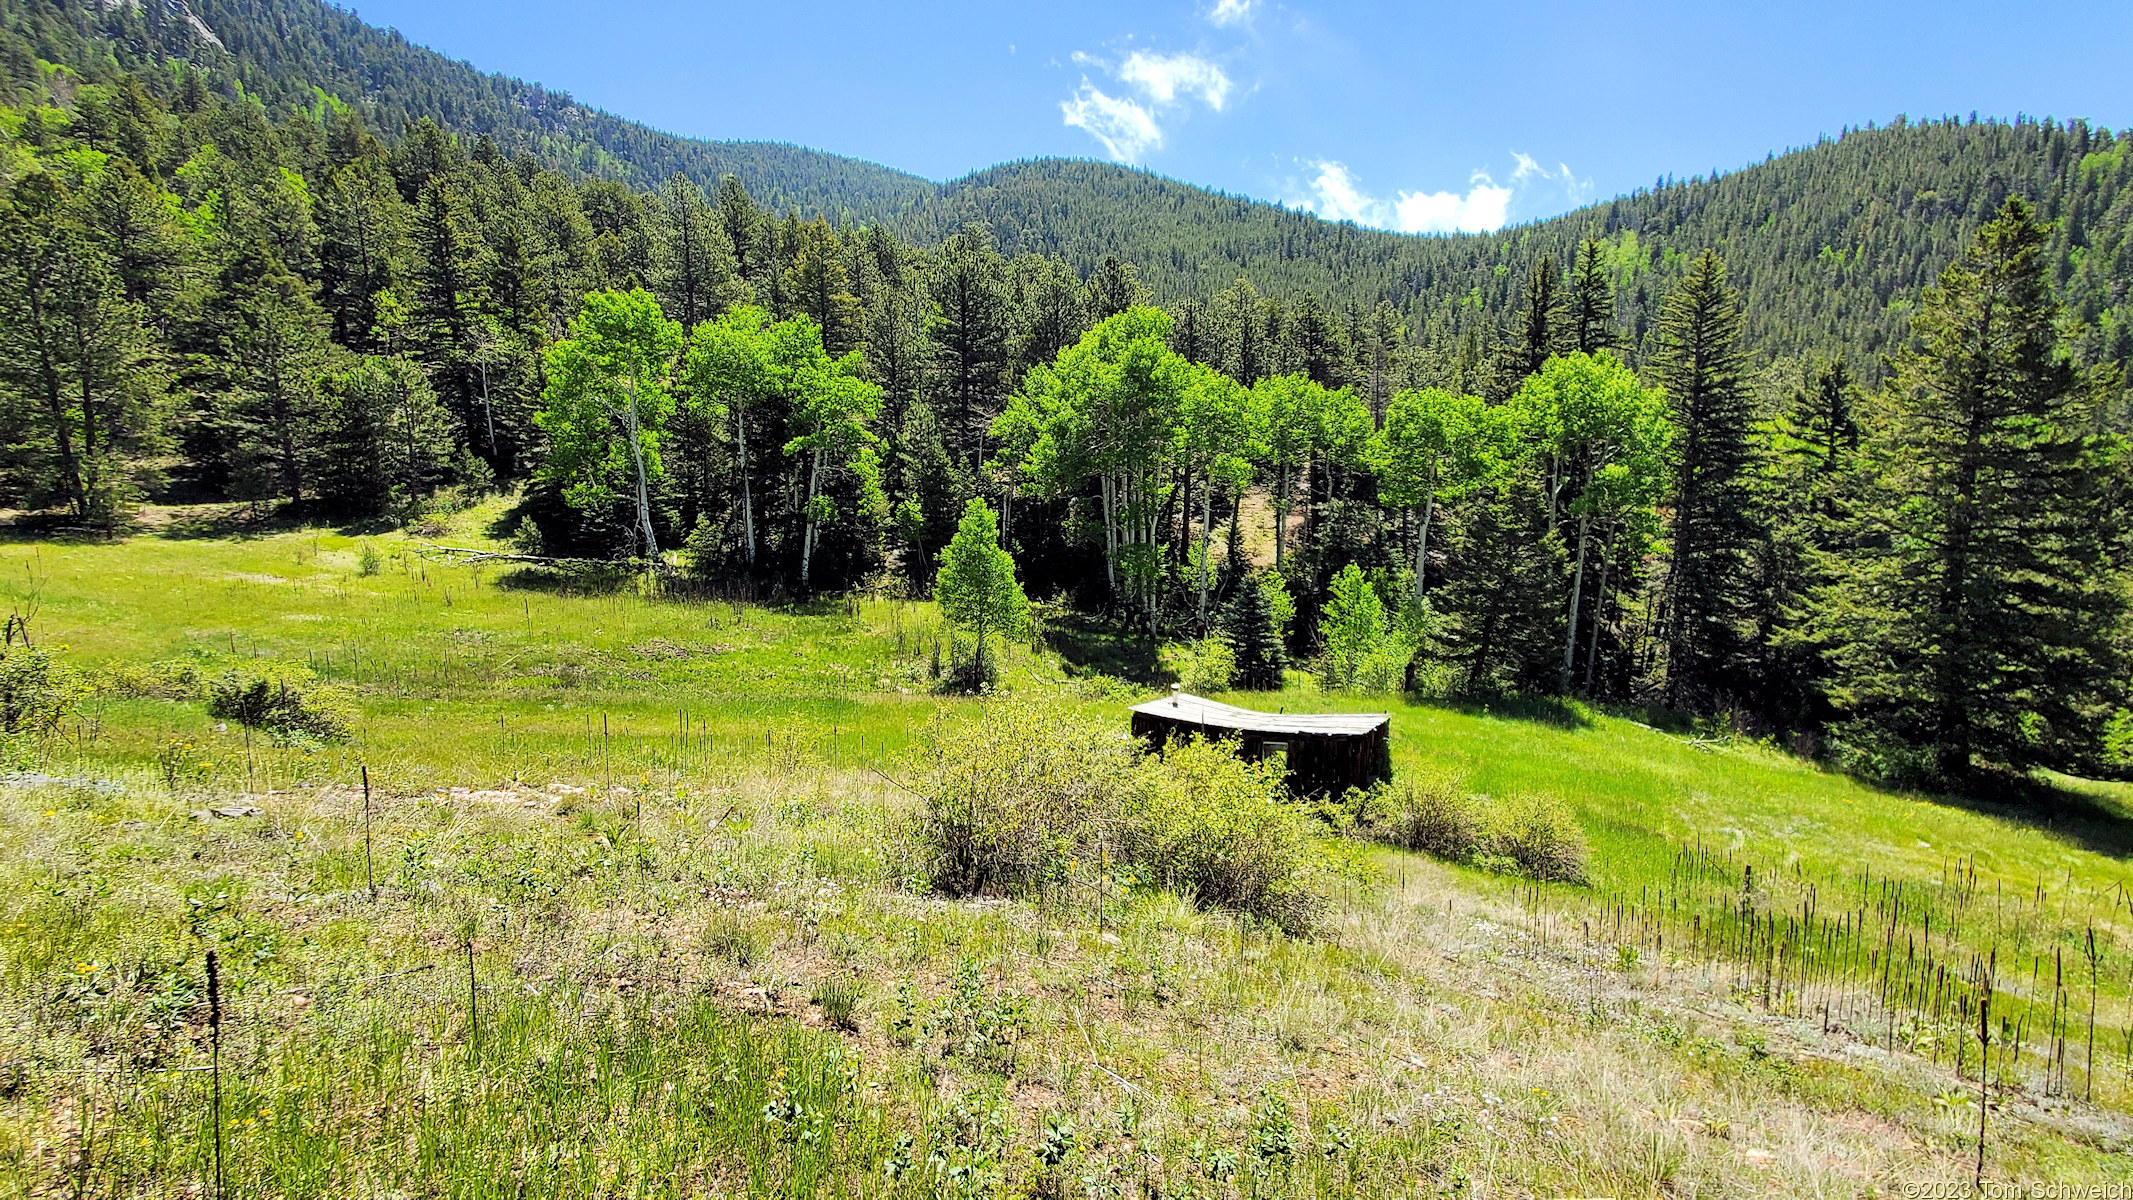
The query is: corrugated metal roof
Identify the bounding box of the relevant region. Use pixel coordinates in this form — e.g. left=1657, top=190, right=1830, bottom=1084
left=1129, top=693, right=1389, bottom=737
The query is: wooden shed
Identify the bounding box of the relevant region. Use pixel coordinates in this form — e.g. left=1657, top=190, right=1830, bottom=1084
left=1129, top=690, right=1392, bottom=796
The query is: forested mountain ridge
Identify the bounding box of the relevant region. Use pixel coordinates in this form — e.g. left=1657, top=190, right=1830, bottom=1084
left=908, top=123, right=2133, bottom=382
left=0, top=0, right=934, bottom=217
left=8, top=0, right=2131, bottom=381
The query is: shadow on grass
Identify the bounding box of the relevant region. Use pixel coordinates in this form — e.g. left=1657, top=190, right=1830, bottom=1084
left=1423, top=693, right=1597, bottom=730
left=1, top=501, right=406, bottom=544
left=1047, top=609, right=1166, bottom=685
left=13, top=502, right=293, bottom=542
left=491, top=561, right=645, bottom=597
left=1915, top=772, right=2133, bottom=862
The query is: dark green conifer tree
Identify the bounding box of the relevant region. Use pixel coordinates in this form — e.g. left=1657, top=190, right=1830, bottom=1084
left=1010, top=253, right=1088, bottom=375
left=653, top=174, right=743, bottom=332
left=714, top=175, right=768, bottom=294
left=1567, top=239, right=1617, bottom=355
left=1511, top=255, right=1566, bottom=379
left=925, top=225, right=1011, bottom=469
left=408, top=175, right=492, bottom=445
left=1283, top=291, right=1347, bottom=388
left=1439, top=470, right=1565, bottom=695
left=893, top=401, right=963, bottom=585
left=1221, top=573, right=1289, bottom=689
left=1085, top=255, right=1149, bottom=321
left=315, top=154, right=407, bottom=352
left=317, top=354, right=453, bottom=517
left=1653, top=249, right=1759, bottom=708
left=215, top=251, right=333, bottom=505
left=1820, top=198, right=2127, bottom=784
left=783, top=219, right=862, bottom=357
left=388, top=118, right=460, bottom=204
left=1748, top=358, right=1859, bottom=728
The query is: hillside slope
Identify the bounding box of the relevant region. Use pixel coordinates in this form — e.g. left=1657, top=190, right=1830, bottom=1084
left=8, top=0, right=2131, bottom=376
left=0, top=0, right=934, bottom=218
left=910, top=124, right=2133, bottom=375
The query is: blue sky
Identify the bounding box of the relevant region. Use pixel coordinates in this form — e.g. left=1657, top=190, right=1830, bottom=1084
left=342, top=0, right=2132, bottom=233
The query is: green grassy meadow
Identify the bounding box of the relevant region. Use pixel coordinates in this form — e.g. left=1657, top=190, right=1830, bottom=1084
left=3, top=499, right=2131, bottom=1196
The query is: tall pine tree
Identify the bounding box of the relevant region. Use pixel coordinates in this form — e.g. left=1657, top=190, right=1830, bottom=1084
left=1567, top=239, right=1617, bottom=355
left=1820, top=198, right=2127, bottom=784
left=1653, top=249, right=1759, bottom=708
left=925, top=225, right=1011, bottom=471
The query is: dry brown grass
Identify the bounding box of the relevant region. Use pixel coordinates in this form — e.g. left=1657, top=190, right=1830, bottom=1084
left=4, top=756, right=2130, bottom=1195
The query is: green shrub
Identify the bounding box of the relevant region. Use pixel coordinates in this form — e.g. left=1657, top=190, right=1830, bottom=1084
left=0, top=646, right=84, bottom=740
left=1383, top=771, right=1486, bottom=860
left=1377, top=773, right=1589, bottom=884
left=511, top=516, right=546, bottom=557
left=938, top=636, right=999, bottom=694
left=909, top=696, right=1136, bottom=897
left=205, top=662, right=355, bottom=742
left=1486, top=793, right=1590, bottom=883
left=1159, top=636, right=1235, bottom=693
left=1125, top=737, right=1329, bottom=935
left=357, top=541, right=382, bottom=576
left=97, top=659, right=204, bottom=701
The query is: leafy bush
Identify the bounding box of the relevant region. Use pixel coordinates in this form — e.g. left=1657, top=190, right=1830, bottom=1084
left=1383, top=771, right=1487, bottom=860
left=205, top=662, right=355, bottom=742
left=908, top=696, right=1136, bottom=897
left=97, top=659, right=205, bottom=701
left=907, top=704, right=1335, bottom=932
left=1159, top=636, right=1235, bottom=693
left=0, top=646, right=84, bottom=740
left=1124, top=737, right=1329, bottom=934
left=938, top=636, right=999, bottom=694
left=1487, top=793, right=1590, bottom=883
left=1375, top=774, right=1590, bottom=884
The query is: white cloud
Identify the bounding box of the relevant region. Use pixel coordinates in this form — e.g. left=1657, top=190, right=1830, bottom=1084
left=1510, top=151, right=1594, bottom=205
left=1061, top=83, right=1163, bottom=163
left=1288, top=159, right=1517, bottom=234
left=1118, top=51, right=1232, bottom=111
left=1392, top=178, right=1513, bottom=234
left=1298, top=160, right=1378, bottom=224
left=1061, top=50, right=1234, bottom=162
left=1207, top=0, right=1256, bottom=27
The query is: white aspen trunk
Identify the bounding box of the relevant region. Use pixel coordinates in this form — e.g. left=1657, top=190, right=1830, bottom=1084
left=1584, top=536, right=1614, bottom=693
left=1414, top=492, right=1435, bottom=604
left=1561, top=508, right=1589, bottom=690
left=736, top=403, right=755, bottom=567
left=1145, top=476, right=1160, bottom=633
left=1100, top=474, right=1118, bottom=594
left=1180, top=465, right=1193, bottom=568
left=1198, top=487, right=1212, bottom=633
left=1274, top=461, right=1289, bottom=567
left=479, top=358, right=496, bottom=459
left=799, top=447, right=822, bottom=589
left=624, top=377, right=659, bottom=560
